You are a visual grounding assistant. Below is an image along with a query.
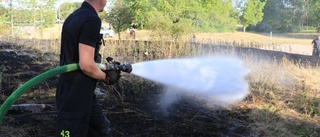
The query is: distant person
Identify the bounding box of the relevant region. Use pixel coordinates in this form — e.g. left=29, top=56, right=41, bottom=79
left=192, top=33, right=197, bottom=44
left=107, top=23, right=112, bottom=30
left=130, top=27, right=135, bottom=39
left=311, top=35, right=320, bottom=57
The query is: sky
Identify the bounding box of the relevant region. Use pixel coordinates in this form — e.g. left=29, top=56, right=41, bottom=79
left=1, top=0, right=113, bottom=11
left=58, top=0, right=114, bottom=10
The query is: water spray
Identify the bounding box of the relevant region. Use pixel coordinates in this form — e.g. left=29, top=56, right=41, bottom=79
left=0, top=56, right=249, bottom=124
left=131, top=57, right=250, bottom=108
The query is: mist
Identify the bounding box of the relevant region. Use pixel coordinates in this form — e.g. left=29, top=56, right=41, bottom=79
left=131, top=57, right=250, bottom=112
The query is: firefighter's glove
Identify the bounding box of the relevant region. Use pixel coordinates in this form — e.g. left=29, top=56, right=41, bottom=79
left=103, top=70, right=121, bottom=85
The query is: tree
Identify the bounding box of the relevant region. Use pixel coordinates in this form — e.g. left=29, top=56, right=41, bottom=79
left=241, top=0, right=266, bottom=32
left=0, top=5, right=9, bottom=35
left=127, top=0, right=154, bottom=29
left=57, top=2, right=81, bottom=22
left=0, top=5, right=8, bottom=21
left=98, top=11, right=108, bottom=22
left=308, top=0, right=320, bottom=31
left=255, top=0, right=312, bottom=32
left=18, top=0, right=56, bottom=38
left=123, top=0, right=238, bottom=33
left=254, top=0, right=281, bottom=32
left=9, top=0, right=13, bottom=36
left=104, top=0, right=135, bottom=40
left=203, top=0, right=238, bottom=32
left=0, top=0, right=57, bottom=36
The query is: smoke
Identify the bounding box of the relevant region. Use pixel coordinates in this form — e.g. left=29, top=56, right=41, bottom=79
left=131, top=57, right=250, bottom=111
left=158, top=87, right=181, bottom=114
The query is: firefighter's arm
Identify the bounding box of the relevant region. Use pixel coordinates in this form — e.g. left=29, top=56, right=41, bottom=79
left=79, top=43, right=106, bottom=81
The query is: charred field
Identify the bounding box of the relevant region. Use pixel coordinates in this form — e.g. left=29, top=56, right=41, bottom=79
left=1, top=38, right=320, bottom=137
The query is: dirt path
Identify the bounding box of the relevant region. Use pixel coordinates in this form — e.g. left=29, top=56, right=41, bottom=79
left=263, top=44, right=312, bottom=55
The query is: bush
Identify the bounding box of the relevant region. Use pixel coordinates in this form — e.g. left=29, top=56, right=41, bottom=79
left=0, top=23, right=10, bottom=35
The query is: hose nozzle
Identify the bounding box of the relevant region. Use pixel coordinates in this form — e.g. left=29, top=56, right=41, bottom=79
left=100, top=57, right=132, bottom=73
left=118, top=63, right=132, bottom=73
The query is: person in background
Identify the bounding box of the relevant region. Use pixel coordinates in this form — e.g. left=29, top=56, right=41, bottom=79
left=130, top=27, right=135, bottom=39
left=56, top=0, right=120, bottom=136
left=192, top=33, right=196, bottom=44
left=311, top=35, right=320, bottom=57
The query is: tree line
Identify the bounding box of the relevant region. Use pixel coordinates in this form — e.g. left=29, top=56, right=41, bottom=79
left=254, top=0, right=320, bottom=32
left=1, top=0, right=320, bottom=36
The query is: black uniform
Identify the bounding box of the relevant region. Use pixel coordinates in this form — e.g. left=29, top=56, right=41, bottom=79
left=56, top=2, right=110, bottom=137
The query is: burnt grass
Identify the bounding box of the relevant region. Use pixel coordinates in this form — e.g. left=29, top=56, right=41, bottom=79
left=1, top=39, right=320, bottom=137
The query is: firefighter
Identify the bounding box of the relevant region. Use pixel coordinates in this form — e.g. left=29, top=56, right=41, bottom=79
left=56, top=0, right=120, bottom=136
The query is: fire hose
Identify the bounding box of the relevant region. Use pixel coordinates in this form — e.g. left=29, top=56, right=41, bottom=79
left=0, top=60, right=132, bottom=124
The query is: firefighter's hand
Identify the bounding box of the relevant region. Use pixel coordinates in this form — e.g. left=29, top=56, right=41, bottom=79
left=103, top=70, right=121, bottom=85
